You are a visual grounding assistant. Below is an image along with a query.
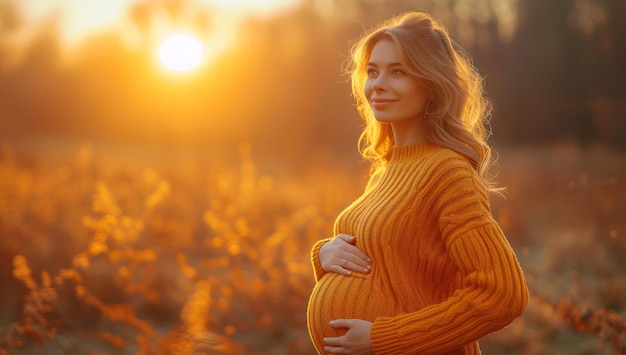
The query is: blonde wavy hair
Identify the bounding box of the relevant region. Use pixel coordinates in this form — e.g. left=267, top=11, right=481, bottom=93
left=348, top=11, right=497, bottom=188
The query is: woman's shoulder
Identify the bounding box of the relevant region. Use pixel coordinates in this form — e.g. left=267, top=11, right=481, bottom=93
left=422, top=145, right=489, bottom=192
left=426, top=145, right=474, bottom=173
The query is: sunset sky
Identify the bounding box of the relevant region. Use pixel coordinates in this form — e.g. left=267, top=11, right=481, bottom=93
left=14, top=0, right=304, bottom=69
left=2, top=0, right=622, bottom=152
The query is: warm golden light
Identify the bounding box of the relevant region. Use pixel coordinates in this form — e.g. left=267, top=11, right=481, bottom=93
left=205, top=0, right=301, bottom=14
left=158, top=34, right=205, bottom=72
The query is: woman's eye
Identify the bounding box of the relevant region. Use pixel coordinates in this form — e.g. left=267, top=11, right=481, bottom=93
left=366, top=69, right=378, bottom=77
left=393, top=69, right=405, bottom=75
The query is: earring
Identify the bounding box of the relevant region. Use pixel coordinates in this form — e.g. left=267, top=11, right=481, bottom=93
left=424, top=101, right=431, bottom=120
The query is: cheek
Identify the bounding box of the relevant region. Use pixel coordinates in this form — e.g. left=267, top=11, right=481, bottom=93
left=407, top=84, right=430, bottom=105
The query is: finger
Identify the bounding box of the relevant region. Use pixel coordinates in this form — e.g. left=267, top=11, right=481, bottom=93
left=323, top=335, right=343, bottom=346
left=341, top=248, right=371, bottom=271
left=329, top=319, right=350, bottom=328
left=334, top=238, right=371, bottom=267
left=330, top=264, right=352, bottom=276
left=336, top=237, right=370, bottom=261
left=340, top=258, right=370, bottom=274
left=344, top=244, right=370, bottom=262
left=336, top=234, right=356, bottom=244
left=324, top=346, right=346, bottom=354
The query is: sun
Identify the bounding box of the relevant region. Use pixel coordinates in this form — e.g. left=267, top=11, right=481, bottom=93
left=158, top=34, right=205, bottom=72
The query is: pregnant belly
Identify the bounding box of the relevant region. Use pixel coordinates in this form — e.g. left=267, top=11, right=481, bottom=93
left=307, top=271, right=403, bottom=353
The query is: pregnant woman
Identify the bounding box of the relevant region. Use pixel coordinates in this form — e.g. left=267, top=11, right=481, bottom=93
left=306, top=11, right=529, bottom=355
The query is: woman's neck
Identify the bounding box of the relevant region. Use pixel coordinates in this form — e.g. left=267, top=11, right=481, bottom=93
left=390, top=119, right=427, bottom=146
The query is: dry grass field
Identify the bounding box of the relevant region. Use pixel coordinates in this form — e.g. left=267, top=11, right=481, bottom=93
left=0, top=139, right=624, bottom=354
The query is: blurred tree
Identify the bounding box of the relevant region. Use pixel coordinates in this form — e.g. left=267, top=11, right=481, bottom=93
left=128, top=0, right=212, bottom=35
left=0, top=0, right=20, bottom=36
left=494, top=0, right=626, bottom=148
left=0, top=0, right=624, bottom=154
left=0, top=0, right=21, bottom=74
left=0, top=17, right=69, bottom=138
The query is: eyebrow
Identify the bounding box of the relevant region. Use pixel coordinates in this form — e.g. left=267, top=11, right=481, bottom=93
left=366, top=62, right=403, bottom=67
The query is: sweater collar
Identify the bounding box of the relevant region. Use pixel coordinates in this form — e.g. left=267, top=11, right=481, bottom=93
left=388, top=143, right=438, bottom=163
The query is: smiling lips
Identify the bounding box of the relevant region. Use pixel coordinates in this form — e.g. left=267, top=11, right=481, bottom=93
left=371, top=98, right=397, bottom=109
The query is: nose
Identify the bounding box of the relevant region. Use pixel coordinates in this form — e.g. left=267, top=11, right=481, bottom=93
left=372, top=73, right=387, bottom=91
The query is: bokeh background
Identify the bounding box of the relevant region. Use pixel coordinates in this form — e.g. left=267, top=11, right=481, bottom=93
left=1, top=0, right=625, bottom=354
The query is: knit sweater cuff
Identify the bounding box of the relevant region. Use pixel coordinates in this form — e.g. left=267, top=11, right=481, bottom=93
left=311, top=237, right=332, bottom=282
left=370, top=316, right=403, bottom=354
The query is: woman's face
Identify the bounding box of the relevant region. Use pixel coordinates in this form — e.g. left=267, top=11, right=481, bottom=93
left=364, top=39, right=432, bottom=128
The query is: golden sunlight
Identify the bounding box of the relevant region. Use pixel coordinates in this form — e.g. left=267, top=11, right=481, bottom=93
left=205, top=0, right=301, bottom=15
left=158, top=34, right=205, bottom=72
left=15, top=0, right=304, bottom=64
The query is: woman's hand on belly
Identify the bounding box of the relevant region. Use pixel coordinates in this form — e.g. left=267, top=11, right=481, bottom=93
left=320, top=234, right=372, bottom=276
left=323, top=318, right=374, bottom=355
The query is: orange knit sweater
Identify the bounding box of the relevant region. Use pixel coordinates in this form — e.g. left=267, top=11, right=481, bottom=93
left=307, top=143, right=528, bottom=354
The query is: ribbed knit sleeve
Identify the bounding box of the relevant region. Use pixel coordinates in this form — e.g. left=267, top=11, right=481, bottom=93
left=311, top=237, right=333, bottom=282
left=369, top=155, right=529, bottom=354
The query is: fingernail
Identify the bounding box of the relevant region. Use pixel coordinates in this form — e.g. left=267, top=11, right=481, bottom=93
left=329, top=320, right=335, bottom=325
left=363, top=268, right=369, bottom=273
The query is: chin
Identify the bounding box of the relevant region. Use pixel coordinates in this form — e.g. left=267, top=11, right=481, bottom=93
left=373, top=115, right=394, bottom=123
